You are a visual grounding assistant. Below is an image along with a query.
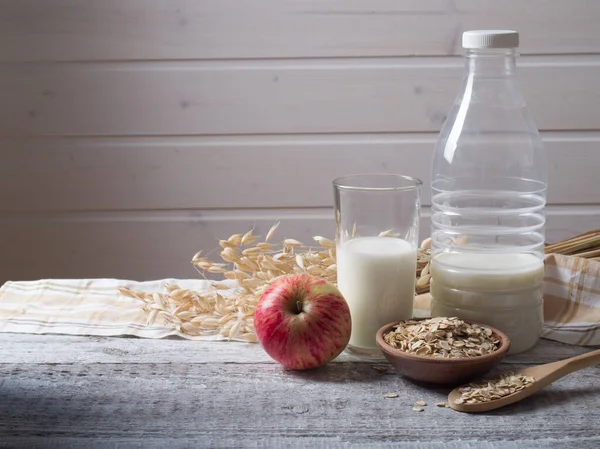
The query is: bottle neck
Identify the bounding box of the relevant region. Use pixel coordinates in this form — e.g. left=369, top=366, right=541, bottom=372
left=466, top=48, right=517, bottom=77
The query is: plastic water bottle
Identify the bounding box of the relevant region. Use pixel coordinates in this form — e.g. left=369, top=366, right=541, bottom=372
left=430, top=30, right=547, bottom=354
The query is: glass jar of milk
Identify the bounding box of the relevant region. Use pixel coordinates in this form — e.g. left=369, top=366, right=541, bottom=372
left=430, top=30, right=547, bottom=354
left=334, top=174, right=422, bottom=358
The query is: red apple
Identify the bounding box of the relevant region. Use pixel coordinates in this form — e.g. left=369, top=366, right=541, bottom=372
left=254, top=273, right=351, bottom=370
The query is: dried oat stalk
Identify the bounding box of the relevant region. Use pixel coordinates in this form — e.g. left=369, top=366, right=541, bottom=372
left=454, top=372, right=535, bottom=404
left=415, top=237, right=432, bottom=295
left=119, top=223, right=338, bottom=341
left=120, top=223, right=435, bottom=340
left=383, top=317, right=500, bottom=358
left=119, top=283, right=258, bottom=342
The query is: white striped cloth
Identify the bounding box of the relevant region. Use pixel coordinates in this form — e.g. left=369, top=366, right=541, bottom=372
left=0, top=253, right=599, bottom=346
left=541, top=254, right=600, bottom=345
left=0, top=278, right=228, bottom=340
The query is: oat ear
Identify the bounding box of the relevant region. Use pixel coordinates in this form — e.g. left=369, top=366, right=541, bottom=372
left=124, top=227, right=340, bottom=340
left=265, top=222, right=280, bottom=242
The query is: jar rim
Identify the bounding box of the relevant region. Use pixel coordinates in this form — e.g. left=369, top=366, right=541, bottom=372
left=333, top=173, right=422, bottom=192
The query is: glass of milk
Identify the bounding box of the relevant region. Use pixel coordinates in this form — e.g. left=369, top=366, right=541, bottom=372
left=333, top=174, right=422, bottom=359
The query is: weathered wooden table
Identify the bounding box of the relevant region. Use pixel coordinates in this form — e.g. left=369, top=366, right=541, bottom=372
left=0, top=334, right=599, bottom=448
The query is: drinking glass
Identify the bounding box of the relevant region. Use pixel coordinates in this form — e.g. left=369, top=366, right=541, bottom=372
left=333, top=174, right=422, bottom=358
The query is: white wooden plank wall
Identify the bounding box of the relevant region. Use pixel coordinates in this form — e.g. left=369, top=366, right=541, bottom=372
left=0, top=0, right=599, bottom=282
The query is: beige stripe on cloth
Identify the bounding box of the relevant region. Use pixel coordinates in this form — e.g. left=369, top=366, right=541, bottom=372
left=542, top=254, right=600, bottom=345
left=0, top=278, right=231, bottom=341
left=1, top=253, right=599, bottom=346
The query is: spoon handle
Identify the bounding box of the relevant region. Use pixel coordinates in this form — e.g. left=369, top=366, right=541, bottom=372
left=554, top=347, right=600, bottom=376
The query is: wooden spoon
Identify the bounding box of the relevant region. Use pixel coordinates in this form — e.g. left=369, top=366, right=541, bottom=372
left=448, top=348, right=600, bottom=413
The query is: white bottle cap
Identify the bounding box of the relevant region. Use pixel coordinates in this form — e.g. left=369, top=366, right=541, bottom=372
left=462, top=30, right=519, bottom=49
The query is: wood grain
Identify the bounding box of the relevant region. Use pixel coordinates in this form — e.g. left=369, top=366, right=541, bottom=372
left=0, top=334, right=599, bottom=448
left=0, top=335, right=587, bottom=365
left=0, top=133, right=597, bottom=211
left=0, top=1, right=598, bottom=284
left=2, top=57, right=600, bottom=136
left=0, top=209, right=337, bottom=283
left=0, top=0, right=599, bottom=61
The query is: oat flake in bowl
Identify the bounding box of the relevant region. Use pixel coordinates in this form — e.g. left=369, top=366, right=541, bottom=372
left=383, top=317, right=500, bottom=358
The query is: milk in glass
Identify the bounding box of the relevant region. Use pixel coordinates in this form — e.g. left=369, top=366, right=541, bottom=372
left=337, top=236, right=417, bottom=349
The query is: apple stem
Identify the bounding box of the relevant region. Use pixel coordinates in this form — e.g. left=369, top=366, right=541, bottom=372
left=296, top=300, right=302, bottom=314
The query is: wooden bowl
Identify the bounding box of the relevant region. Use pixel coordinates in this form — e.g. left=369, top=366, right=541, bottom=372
left=375, top=319, right=511, bottom=387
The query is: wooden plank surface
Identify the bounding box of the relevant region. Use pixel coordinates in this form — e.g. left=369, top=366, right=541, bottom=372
left=0, top=206, right=598, bottom=283
left=0, top=133, right=597, bottom=211
left=2, top=57, right=600, bottom=136
left=1, top=0, right=599, bottom=61
left=0, top=334, right=598, bottom=448
left=0, top=209, right=337, bottom=283
left=0, top=334, right=589, bottom=365
left=0, top=0, right=598, bottom=284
